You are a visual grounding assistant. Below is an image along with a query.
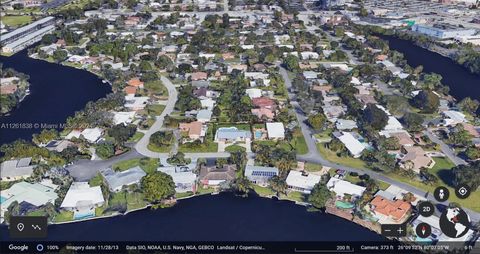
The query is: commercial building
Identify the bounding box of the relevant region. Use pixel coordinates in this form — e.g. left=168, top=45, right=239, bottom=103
left=411, top=24, right=477, bottom=39
left=1, top=16, right=55, bottom=53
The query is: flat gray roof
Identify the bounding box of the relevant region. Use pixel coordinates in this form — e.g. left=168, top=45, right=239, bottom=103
left=1, top=16, right=54, bottom=43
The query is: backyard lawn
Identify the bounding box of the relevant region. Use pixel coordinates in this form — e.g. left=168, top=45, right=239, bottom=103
left=146, top=104, right=165, bottom=117
left=2, top=15, right=32, bottom=27
left=54, top=211, right=74, bottom=223
left=127, top=131, right=144, bottom=143
left=147, top=143, right=172, bottom=153
left=252, top=185, right=275, bottom=197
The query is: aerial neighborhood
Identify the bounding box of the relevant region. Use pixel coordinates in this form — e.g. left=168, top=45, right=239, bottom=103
left=0, top=0, right=479, bottom=248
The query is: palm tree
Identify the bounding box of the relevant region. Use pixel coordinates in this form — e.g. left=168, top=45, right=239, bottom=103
left=233, top=177, right=252, bottom=197
left=269, top=175, right=287, bottom=196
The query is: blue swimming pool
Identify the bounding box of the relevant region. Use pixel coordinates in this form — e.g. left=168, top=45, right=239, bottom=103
left=74, top=211, right=95, bottom=220
left=0, top=196, right=6, bottom=204
left=255, top=131, right=262, bottom=139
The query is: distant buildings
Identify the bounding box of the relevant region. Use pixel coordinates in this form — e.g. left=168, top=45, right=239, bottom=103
left=1, top=16, right=55, bottom=53
left=411, top=24, right=477, bottom=39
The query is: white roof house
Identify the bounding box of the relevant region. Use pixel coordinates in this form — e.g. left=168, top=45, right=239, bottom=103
left=60, top=182, right=104, bottom=209
left=158, top=165, right=197, bottom=193
left=383, top=116, right=404, bottom=131
left=200, top=98, right=215, bottom=110
left=338, top=132, right=366, bottom=158
left=0, top=158, right=35, bottom=181
left=100, top=167, right=146, bottom=192
left=1, top=182, right=58, bottom=211
left=197, top=109, right=212, bottom=123
left=266, top=122, right=285, bottom=140
left=441, top=110, right=467, bottom=126
left=112, top=111, right=136, bottom=125
left=246, top=88, right=262, bottom=99
left=80, top=128, right=104, bottom=143
left=286, top=170, right=321, bottom=194
left=335, top=119, right=358, bottom=130
left=124, top=96, right=149, bottom=110
left=326, top=177, right=366, bottom=198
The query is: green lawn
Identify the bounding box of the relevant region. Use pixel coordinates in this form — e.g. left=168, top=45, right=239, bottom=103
left=316, top=144, right=367, bottom=169
left=175, top=192, right=194, bottom=199
left=178, top=141, right=218, bottom=153
left=1, top=15, right=32, bottom=27
left=145, top=80, right=167, bottom=96
left=282, top=191, right=305, bottom=203
left=112, top=157, right=159, bottom=174
left=387, top=158, right=480, bottom=212
left=146, top=104, right=165, bottom=117
left=88, top=173, right=103, bottom=187
left=148, top=143, right=172, bottom=153
left=54, top=211, right=73, bottom=223
left=252, top=185, right=275, bottom=197
left=225, top=144, right=246, bottom=153
left=292, top=130, right=308, bottom=155
left=196, top=185, right=215, bottom=195
left=305, top=162, right=323, bottom=172
left=128, top=131, right=144, bottom=143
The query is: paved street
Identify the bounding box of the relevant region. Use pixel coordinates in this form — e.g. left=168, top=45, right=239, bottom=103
left=424, top=130, right=467, bottom=166
left=134, top=76, right=178, bottom=157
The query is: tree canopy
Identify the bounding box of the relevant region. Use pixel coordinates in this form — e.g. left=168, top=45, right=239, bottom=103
left=141, top=171, right=175, bottom=203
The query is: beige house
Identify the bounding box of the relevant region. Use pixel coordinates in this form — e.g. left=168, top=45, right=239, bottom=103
left=399, top=146, right=435, bottom=173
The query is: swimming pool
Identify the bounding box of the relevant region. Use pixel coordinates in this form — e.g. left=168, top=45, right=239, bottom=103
left=255, top=130, right=262, bottom=139
left=0, top=196, right=6, bottom=204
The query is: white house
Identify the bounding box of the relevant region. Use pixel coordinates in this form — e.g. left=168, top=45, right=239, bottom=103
left=0, top=157, right=35, bottom=182
left=337, top=132, right=366, bottom=158
left=60, top=182, right=104, bottom=219
left=246, top=88, right=262, bottom=99
left=441, top=110, right=467, bottom=126
left=100, top=167, right=146, bottom=192
left=112, top=111, right=136, bottom=125
left=286, top=170, right=321, bottom=194
left=158, top=165, right=197, bottom=193
left=326, top=177, right=366, bottom=199
left=266, top=122, right=285, bottom=140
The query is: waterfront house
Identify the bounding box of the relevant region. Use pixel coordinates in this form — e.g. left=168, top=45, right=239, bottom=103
left=199, top=164, right=237, bottom=186
left=100, top=167, right=146, bottom=192
left=441, top=110, right=467, bottom=126
left=244, top=166, right=279, bottom=186
left=326, top=177, right=366, bottom=200
left=285, top=170, right=321, bottom=194
left=112, top=111, right=136, bottom=125
left=0, top=157, right=35, bottom=182
left=266, top=122, right=285, bottom=140
left=215, top=127, right=251, bottom=143
left=179, top=121, right=207, bottom=142
left=45, top=140, right=75, bottom=153
left=367, top=195, right=411, bottom=224
left=60, top=182, right=104, bottom=220
left=1, top=182, right=58, bottom=222
left=158, top=165, right=197, bottom=193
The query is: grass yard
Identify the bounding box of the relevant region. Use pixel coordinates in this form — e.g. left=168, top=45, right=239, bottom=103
left=128, top=131, right=144, bottom=143
left=175, top=192, right=194, bottom=199
left=144, top=80, right=167, bottom=96
left=88, top=173, right=103, bottom=187
left=292, top=130, right=308, bottom=155
left=112, top=157, right=159, bottom=174
left=387, top=158, right=480, bottom=212
left=316, top=144, right=367, bottom=169
left=148, top=143, right=172, bottom=153
left=225, top=144, right=247, bottom=153
left=283, top=191, right=305, bottom=203
left=305, top=162, right=323, bottom=172
left=196, top=185, right=216, bottom=195
left=178, top=141, right=218, bottom=153
left=1, top=15, right=32, bottom=27
left=146, top=104, right=165, bottom=117
left=252, top=185, right=275, bottom=197
left=54, top=211, right=74, bottom=223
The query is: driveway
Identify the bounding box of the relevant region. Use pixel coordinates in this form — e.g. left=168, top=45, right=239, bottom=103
left=424, top=130, right=467, bottom=166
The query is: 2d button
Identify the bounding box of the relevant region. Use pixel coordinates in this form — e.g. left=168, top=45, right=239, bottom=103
left=454, top=184, right=471, bottom=199
left=415, top=223, right=432, bottom=238
left=433, top=186, right=449, bottom=202
left=418, top=201, right=435, bottom=217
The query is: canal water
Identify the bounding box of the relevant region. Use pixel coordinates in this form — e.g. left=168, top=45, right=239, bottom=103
left=0, top=193, right=386, bottom=242
left=379, top=35, right=480, bottom=103
left=0, top=49, right=111, bottom=145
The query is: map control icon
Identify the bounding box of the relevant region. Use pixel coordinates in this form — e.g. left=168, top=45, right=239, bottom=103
left=454, top=184, right=471, bottom=199
left=415, top=223, right=432, bottom=238
left=433, top=186, right=449, bottom=202
left=439, top=207, right=470, bottom=238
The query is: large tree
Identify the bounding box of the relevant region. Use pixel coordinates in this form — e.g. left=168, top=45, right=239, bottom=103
left=108, top=124, right=136, bottom=145
left=453, top=162, right=480, bottom=191
left=141, top=171, right=175, bottom=203
left=308, top=183, right=333, bottom=209
left=362, top=103, right=388, bottom=130
left=412, top=90, right=439, bottom=113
